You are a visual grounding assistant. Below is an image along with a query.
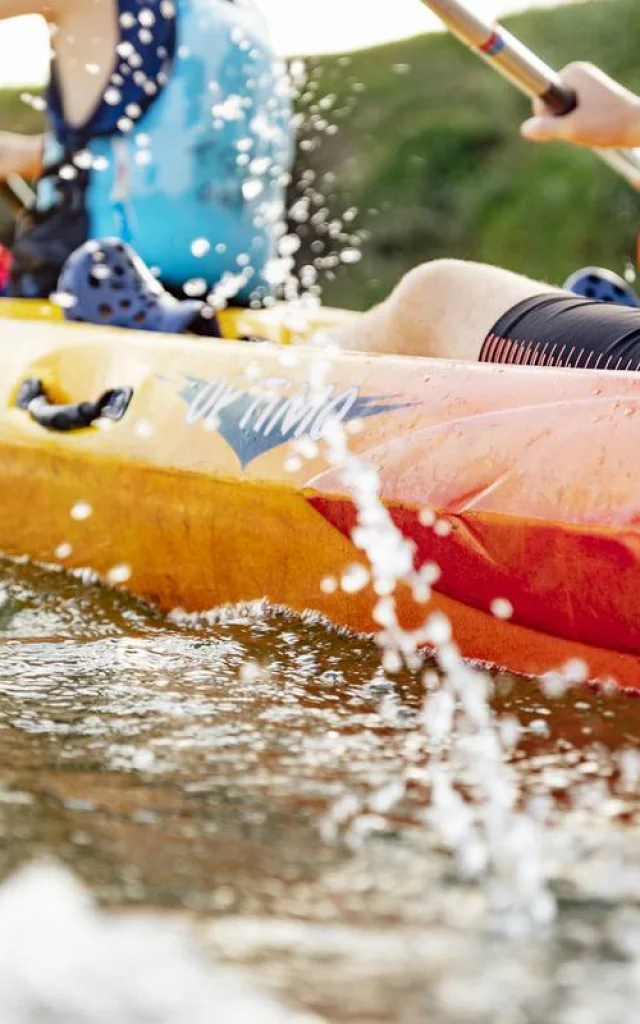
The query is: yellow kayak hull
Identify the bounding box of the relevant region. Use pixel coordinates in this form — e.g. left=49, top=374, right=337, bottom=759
left=2, top=299, right=640, bottom=689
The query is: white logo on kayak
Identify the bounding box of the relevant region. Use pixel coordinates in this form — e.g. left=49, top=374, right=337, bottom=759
left=179, top=374, right=413, bottom=467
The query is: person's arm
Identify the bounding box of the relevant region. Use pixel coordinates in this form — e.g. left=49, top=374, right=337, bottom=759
left=521, top=62, right=640, bottom=149
left=0, top=2, right=56, bottom=16
left=0, top=131, right=43, bottom=179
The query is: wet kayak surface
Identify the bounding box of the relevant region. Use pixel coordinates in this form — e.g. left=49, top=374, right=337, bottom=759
left=1, top=557, right=640, bottom=1023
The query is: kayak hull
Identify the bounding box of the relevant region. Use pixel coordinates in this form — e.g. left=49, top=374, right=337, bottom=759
left=1, top=302, right=640, bottom=689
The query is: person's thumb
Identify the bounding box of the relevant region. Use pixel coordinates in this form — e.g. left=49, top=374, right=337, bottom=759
left=520, top=115, right=563, bottom=141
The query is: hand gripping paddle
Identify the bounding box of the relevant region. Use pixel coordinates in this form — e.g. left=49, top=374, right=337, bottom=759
left=419, top=0, right=640, bottom=191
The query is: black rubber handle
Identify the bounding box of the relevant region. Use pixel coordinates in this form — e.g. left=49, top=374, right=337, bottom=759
left=16, top=378, right=133, bottom=432
left=540, top=82, right=578, bottom=117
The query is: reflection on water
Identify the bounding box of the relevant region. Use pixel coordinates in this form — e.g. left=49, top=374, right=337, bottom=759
left=0, top=557, right=640, bottom=1021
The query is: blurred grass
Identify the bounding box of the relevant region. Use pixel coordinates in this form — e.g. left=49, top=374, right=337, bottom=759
left=294, top=0, right=640, bottom=308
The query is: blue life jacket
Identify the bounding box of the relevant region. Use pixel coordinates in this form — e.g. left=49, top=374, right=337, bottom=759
left=11, top=0, right=293, bottom=303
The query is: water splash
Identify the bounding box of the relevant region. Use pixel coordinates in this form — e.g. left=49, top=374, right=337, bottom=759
left=0, top=862, right=322, bottom=1024
left=302, top=361, right=556, bottom=933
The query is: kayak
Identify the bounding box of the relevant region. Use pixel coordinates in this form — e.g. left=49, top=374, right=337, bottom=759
left=1, top=296, right=640, bottom=689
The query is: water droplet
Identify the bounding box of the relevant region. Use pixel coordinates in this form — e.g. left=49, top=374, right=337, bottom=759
left=341, top=564, right=370, bottom=594
left=134, top=420, right=154, bottom=439
left=249, top=156, right=271, bottom=176
left=70, top=501, right=93, bottom=522
left=490, top=597, right=514, bottom=620
left=242, top=179, right=264, bottom=201
left=190, top=238, right=210, bottom=259
left=183, top=278, right=208, bottom=297
left=340, top=247, right=362, bottom=265
left=73, top=150, right=93, bottom=169
left=212, top=94, right=245, bottom=122
left=263, top=258, right=292, bottom=287
left=425, top=612, right=452, bottom=645
left=278, top=234, right=301, bottom=258
left=107, top=564, right=132, bottom=585
left=239, top=661, right=264, bottom=684
left=289, top=199, right=310, bottom=223
left=51, top=291, right=77, bottom=310
left=434, top=519, right=452, bottom=537
left=373, top=597, right=396, bottom=627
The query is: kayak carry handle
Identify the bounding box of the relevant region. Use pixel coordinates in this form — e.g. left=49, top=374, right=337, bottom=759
left=16, top=378, right=133, bottom=431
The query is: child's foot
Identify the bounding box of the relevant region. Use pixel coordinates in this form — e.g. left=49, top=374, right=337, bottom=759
left=564, top=266, right=640, bottom=307
left=57, top=238, right=220, bottom=335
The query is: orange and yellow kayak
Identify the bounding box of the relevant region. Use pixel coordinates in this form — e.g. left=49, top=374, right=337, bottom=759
left=1, top=298, right=639, bottom=688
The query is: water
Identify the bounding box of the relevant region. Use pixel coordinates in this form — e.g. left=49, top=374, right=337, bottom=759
left=0, top=557, right=640, bottom=1021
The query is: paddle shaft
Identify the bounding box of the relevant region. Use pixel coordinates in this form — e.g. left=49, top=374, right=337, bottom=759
left=0, top=174, right=35, bottom=216
left=419, top=0, right=640, bottom=191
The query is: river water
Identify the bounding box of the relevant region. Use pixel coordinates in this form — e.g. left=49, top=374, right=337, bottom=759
left=0, top=555, right=640, bottom=1022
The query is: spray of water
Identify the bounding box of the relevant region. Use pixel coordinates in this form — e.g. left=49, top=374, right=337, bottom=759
left=0, top=862, right=323, bottom=1024
left=302, top=397, right=558, bottom=934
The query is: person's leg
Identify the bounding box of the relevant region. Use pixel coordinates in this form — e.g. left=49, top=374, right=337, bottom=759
left=325, top=259, right=559, bottom=360
left=481, top=290, right=640, bottom=370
